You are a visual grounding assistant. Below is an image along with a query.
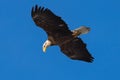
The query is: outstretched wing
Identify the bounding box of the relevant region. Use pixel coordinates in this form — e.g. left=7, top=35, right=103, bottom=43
left=60, top=37, right=94, bottom=62
left=31, top=5, right=72, bottom=37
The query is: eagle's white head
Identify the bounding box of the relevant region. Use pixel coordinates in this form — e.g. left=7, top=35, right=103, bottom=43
left=42, top=40, right=51, bottom=52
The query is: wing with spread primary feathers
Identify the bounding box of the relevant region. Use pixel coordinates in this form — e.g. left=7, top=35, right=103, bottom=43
left=60, top=37, right=94, bottom=62
left=31, top=5, right=72, bottom=37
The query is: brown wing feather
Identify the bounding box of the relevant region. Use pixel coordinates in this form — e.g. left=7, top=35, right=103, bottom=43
left=31, top=5, right=72, bottom=36
left=60, top=37, right=94, bottom=62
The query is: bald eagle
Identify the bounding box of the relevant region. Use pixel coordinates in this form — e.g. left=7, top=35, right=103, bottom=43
left=31, top=5, right=94, bottom=62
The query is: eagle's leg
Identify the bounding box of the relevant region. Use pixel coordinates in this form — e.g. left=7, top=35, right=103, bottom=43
left=72, top=26, right=90, bottom=37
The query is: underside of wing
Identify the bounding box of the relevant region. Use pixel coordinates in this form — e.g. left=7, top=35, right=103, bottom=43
left=60, top=38, right=94, bottom=62
left=31, top=5, right=72, bottom=36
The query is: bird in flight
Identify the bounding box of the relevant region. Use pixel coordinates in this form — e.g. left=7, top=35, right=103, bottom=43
left=31, top=5, right=94, bottom=62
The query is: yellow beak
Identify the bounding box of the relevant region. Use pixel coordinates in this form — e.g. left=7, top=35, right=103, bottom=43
left=43, top=46, right=47, bottom=53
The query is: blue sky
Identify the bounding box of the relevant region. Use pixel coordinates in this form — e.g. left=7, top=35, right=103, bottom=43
left=0, top=0, right=120, bottom=80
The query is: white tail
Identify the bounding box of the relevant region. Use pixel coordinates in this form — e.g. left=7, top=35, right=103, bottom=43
left=72, top=26, right=90, bottom=37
